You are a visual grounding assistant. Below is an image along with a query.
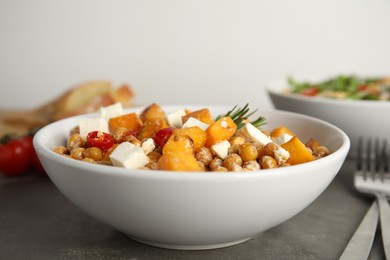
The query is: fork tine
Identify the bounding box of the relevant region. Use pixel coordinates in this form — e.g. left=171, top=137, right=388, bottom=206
left=372, top=138, right=389, bottom=182
left=357, top=137, right=363, bottom=171
left=374, top=138, right=380, bottom=173
left=363, top=138, right=373, bottom=180
left=382, top=140, right=388, bottom=174
left=372, top=138, right=384, bottom=181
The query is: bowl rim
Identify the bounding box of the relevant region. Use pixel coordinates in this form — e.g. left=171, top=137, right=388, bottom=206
left=33, top=105, right=350, bottom=179
left=267, top=79, right=390, bottom=108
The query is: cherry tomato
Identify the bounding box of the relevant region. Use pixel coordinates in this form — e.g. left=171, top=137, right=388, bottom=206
left=154, top=127, right=176, bottom=148
left=86, top=131, right=114, bottom=151
left=0, top=136, right=33, bottom=177
left=300, top=86, right=320, bottom=96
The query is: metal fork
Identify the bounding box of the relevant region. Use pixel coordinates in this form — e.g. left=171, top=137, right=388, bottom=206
left=340, top=138, right=390, bottom=259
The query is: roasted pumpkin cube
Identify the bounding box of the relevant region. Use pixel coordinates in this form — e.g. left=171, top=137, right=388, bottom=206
left=157, top=152, right=203, bottom=172
left=281, top=136, right=315, bottom=165
left=162, top=133, right=194, bottom=154
left=109, top=113, right=143, bottom=132
left=140, top=103, right=167, bottom=122
left=205, top=116, right=237, bottom=148
left=138, top=118, right=166, bottom=140
left=174, top=126, right=207, bottom=152
left=182, top=108, right=215, bottom=125
left=270, top=125, right=295, bottom=138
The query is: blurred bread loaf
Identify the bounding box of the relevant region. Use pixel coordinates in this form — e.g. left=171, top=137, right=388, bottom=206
left=35, top=81, right=134, bottom=121
left=0, top=80, right=135, bottom=136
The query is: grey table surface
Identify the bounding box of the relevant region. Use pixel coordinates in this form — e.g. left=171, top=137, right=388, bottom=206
left=0, top=159, right=386, bottom=260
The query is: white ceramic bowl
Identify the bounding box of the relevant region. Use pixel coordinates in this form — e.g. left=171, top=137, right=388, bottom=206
left=267, top=79, right=389, bottom=158
left=33, top=105, right=350, bottom=250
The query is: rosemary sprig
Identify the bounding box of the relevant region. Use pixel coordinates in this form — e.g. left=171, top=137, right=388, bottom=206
left=216, top=103, right=266, bottom=129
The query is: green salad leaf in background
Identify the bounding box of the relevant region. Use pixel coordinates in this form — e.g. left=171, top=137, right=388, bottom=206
left=288, top=75, right=390, bottom=101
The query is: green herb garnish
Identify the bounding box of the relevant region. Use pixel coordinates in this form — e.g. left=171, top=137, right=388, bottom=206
left=216, top=103, right=266, bottom=129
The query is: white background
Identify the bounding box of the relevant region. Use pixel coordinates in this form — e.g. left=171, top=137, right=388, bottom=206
left=1, top=0, right=390, bottom=110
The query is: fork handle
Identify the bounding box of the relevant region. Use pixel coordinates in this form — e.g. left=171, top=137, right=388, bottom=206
left=376, top=193, right=390, bottom=258
left=339, top=201, right=379, bottom=260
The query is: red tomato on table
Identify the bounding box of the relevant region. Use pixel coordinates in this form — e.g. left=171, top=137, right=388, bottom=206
left=0, top=136, right=33, bottom=176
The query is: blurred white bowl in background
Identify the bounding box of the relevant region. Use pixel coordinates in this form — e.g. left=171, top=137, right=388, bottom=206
left=267, top=79, right=388, bottom=158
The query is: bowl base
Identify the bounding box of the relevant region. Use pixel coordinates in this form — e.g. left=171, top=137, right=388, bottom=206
left=125, top=234, right=254, bottom=250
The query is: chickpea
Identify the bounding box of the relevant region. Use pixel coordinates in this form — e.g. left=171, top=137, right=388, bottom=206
left=280, top=162, right=291, bottom=167
left=195, top=147, right=213, bottom=166
left=312, top=146, right=330, bottom=158
left=82, top=157, right=95, bottom=163
left=259, top=155, right=277, bottom=169
left=67, top=134, right=84, bottom=151
left=111, top=127, right=130, bottom=143
left=83, top=147, right=103, bottom=161
left=258, top=142, right=277, bottom=159
left=305, top=138, right=320, bottom=150
left=70, top=147, right=85, bottom=160
left=97, top=160, right=112, bottom=166
left=238, top=143, right=258, bottom=162
left=255, top=142, right=265, bottom=155
left=197, top=161, right=206, bottom=172
left=53, top=146, right=68, bottom=155
left=209, top=158, right=223, bottom=171
left=243, top=160, right=260, bottom=171
left=230, top=136, right=245, bottom=146
left=229, top=164, right=243, bottom=172
left=101, top=144, right=117, bottom=164
left=229, top=136, right=245, bottom=154
left=124, top=135, right=142, bottom=147
left=148, top=151, right=162, bottom=162
left=69, top=126, right=80, bottom=135
left=223, top=154, right=243, bottom=171
left=213, top=166, right=228, bottom=172
left=145, top=161, right=159, bottom=170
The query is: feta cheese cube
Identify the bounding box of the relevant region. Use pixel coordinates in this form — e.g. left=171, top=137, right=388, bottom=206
left=211, top=140, right=231, bottom=159
left=99, top=102, right=124, bottom=121
left=166, top=109, right=187, bottom=128
left=236, top=123, right=272, bottom=145
left=79, top=118, right=109, bottom=140
left=272, top=133, right=293, bottom=145
left=182, top=117, right=209, bottom=131
left=109, top=142, right=149, bottom=169
left=274, top=146, right=290, bottom=165
left=141, top=138, right=155, bottom=155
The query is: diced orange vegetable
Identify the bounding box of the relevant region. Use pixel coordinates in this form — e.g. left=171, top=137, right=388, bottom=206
left=182, top=108, right=215, bottom=125
left=162, top=133, right=194, bottom=154
left=158, top=152, right=203, bottom=172
left=270, top=126, right=295, bottom=138
left=140, top=103, right=167, bottom=123
left=205, top=116, right=237, bottom=148
left=138, top=118, right=166, bottom=140
left=173, top=126, right=207, bottom=152
left=109, top=113, right=143, bottom=132
left=281, top=136, right=315, bottom=165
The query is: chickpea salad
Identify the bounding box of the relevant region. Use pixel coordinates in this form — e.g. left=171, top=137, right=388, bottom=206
left=288, top=75, right=390, bottom=100
left=53, top=103, right=331, bottom=172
